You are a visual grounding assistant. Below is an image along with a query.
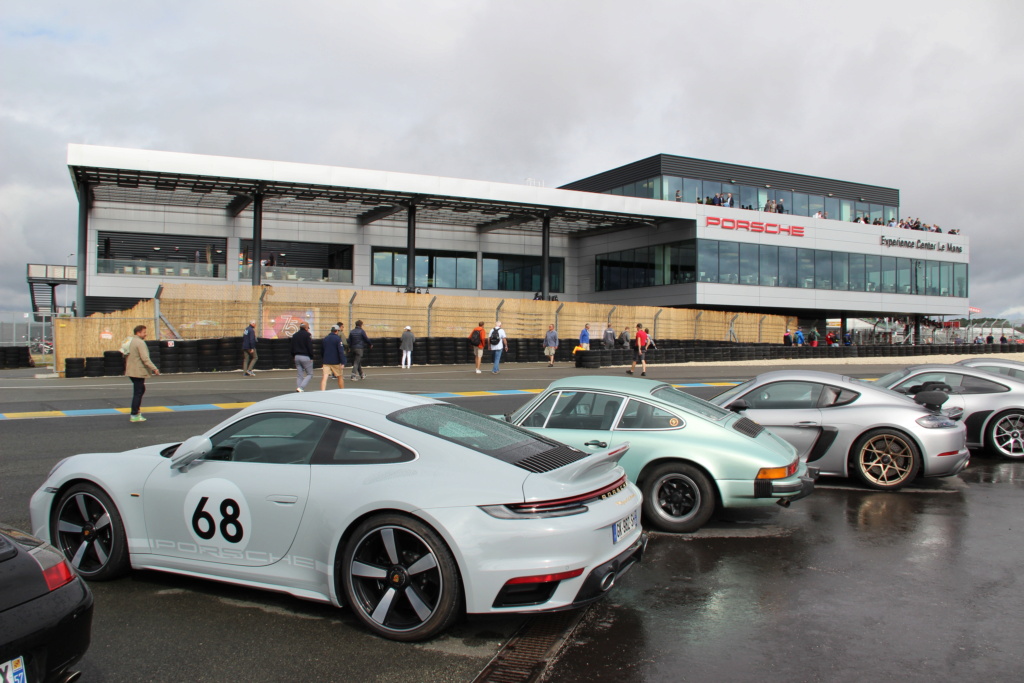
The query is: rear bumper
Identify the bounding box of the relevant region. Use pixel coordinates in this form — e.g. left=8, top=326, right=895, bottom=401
left=770, top=466, right=819, bottom=503
left=571, top=533, right=648, bottom=607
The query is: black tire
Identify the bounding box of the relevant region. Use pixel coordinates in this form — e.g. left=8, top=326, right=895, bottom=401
left=641, top=462, right=715, bottom=532
left=51, top=482, right=130, bottom=581
left=986, top=410, right=1024, bottom=458
left=340, top=513, right=462, bottom=641
left=850, top=429, right=921, bottom=490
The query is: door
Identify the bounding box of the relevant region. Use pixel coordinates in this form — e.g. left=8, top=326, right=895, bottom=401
left=735, top=381, right=825, bottom=461
left=143, top=412, right=331, bottom=566
left=517, top=390, right=626, bottom=453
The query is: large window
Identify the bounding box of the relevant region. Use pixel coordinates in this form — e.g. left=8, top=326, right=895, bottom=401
left=698, top=241, right=718, bottom=283
left=97, top=231, right=229, bottom=279
left=797, top=249, right=815, bottom=289
left=832, top=252, right=849, bottom=291
left=373, top=248, right=477, bottom=289
left=482, top=254, right=563, bottom=292
left=778, top=247, right=797, bottom=288
left=759, top=245, right=778, bottom=286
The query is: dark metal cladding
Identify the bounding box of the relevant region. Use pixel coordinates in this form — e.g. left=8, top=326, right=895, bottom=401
left=515, top=444, right=589, bottom=473
left=733, top=417, right=765, bottom=438
left=754, top=479, right=773, bottom=498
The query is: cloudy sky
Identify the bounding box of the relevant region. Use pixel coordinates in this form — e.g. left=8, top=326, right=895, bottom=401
left=2, top=1, right=1022, bottom=321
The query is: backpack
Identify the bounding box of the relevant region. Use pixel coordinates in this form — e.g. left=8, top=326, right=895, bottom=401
left=489, top=328, right=501, bottom=345
left=469, top=329, right=482, bottom=346
left=120, top=336, right=134, bottom=356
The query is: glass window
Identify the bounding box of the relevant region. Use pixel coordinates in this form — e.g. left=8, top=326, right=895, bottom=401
left=797, top=249, right=815, bottom=289
left=866, top=255, right=881, bottom=292
left=881, top=255, right=896, bottom=293
left=457, top=257, right=477, bottom=289
left=702, top=181, right=721, bottom=204
left=840, top=199, right=854, bottom=222
left=207, top=413, right=332, bottom=465
left=739, top=244, right=759, bottom=285
left=824, top=197, right=840, bottom=220
left=855, top=202, right=869, bottom=221
left=434, top=256, right=456, bottom=289
left=815, top=250, right=832, bottom=289
left=792, top=193, right=809, bottom=217
left=758, top=188, right=770, bottom=211
left=870, top=204, right=883, bottom=223
left=316, top=422, right=415, bottom=465
left=914, top=259, right=926, bottom=295
left=664, top=176, right=683, bottom=202
left=615, top=400, right=683, bottom=430
left=740, top=381, right=824, bottom=410
left=698, top=240, right=719, bottom=282
left=718, top=241, right=739, bottom=284
left=774, top=190, right=792, bottom=214
left=482, top=257, right=497, bottom=290
left=483, top=255, right=564, bottom=292
left=884, top=206, right=898, bottom=223
left=808, top=195, right=825, bottom=217
left=927, top=261, right=940, bottom=296
left=683, top=178, right=702, bottom=203
left=651, top=385, right=730, bottom=420
left=544, top=391, right=625, bottom=431
left=740, top=186, right=758, bottom=211
left=638, top=177, right=658, bottom=199
left=654, top=245, right=671, bottom=286
left=897, top=258, right=912, bottom=294
left=778, top=247, right=797, bottom=288
left=721, top=183, right=738, bottom=207
left=372, top=251, right=393, bottom=286
left=759, top=245, right=779, bottom=286
left=849, top=253, right=866, bottom=291
left=394, top=253, right=407, bottom=286
left=832, top=252, right=849, bottom=290
left=672, top=241, right=696, bottom=284
left=610, top=186, right=622, bottom=195
left=939, top=262, right=952, bottom=296
left=519, top=392, right=561, bottom=428
left=953, top=263, right=968, bottom=297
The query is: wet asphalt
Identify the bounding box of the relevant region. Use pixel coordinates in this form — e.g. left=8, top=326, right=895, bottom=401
left=1, top=359, right=1022, bottom=682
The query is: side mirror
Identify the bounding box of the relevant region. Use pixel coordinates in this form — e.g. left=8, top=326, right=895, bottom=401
left=728, top=399, right=749, bottom=413
left=170, top=435, right=213, bottom=470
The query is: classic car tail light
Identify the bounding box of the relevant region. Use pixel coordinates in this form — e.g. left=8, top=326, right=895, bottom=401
left=756, top=460, right=799, bottom=480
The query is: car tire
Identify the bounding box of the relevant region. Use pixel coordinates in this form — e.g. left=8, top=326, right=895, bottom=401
left=51, top=482, right=130, bottom=581
left=850, top=429, right=921, bottom=490
left=340, top=513, right=462, bottom=641
left=641, top=462, right=715, bottom=533
left=986, top=410, right=1024, bottom=458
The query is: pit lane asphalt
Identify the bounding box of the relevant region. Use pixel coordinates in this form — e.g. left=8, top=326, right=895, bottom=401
left=2, top=358, right=1023, bottom=681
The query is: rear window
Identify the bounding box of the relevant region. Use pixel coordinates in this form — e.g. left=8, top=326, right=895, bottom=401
left=388, top=403, right=574, bottom=465
left=653, top=385, right=730, bottom=421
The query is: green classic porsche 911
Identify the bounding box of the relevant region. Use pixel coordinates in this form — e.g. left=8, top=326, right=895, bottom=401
left=507, top=376, right=816, bottom=532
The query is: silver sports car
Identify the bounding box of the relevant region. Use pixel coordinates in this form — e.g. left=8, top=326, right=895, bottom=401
left=955, top=357, right=1024, bottom=381
left=709, top=370, right=969, bottom=490
left=873, top=364, right=1024, bottom=458
left=30, top=390, right=646, bottom=641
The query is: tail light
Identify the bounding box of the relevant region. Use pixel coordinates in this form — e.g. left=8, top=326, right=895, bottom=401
left=481, top=475, right=628, bottom=519
left=756, top=460, right=799, bottom=480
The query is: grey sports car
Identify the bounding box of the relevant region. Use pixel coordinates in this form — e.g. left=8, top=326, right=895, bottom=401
left=873, top=364, right=1024, bottom=458
left=709, top=370, right=969, bottom=490
left=955, top=357, right=1024, bottom=381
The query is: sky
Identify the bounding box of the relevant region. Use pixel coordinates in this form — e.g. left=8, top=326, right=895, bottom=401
left=2, top=0, right=1022, bottom=321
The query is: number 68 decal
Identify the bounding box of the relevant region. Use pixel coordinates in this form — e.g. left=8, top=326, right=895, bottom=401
left=184, top=479, right=252, bottom=549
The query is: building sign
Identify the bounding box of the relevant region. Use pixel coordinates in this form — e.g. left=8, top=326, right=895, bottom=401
left=969, top=306, right=981, bottom=314
left=880, top=236, right=963, bottom=253
left=705, top=216, right=804, bottom=236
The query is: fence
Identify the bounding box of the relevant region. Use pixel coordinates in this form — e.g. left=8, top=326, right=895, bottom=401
left=51, top=283, right=797, bottom=371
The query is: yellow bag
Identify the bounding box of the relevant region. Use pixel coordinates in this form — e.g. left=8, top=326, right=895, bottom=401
left=572, top=345, right=583, bottom=355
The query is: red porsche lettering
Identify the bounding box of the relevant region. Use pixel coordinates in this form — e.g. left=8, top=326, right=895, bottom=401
left=704, top=216, right=803, bottom=236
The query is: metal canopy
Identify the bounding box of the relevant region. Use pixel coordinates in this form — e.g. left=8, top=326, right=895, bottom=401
left=69, top=166, right=664, bottom=236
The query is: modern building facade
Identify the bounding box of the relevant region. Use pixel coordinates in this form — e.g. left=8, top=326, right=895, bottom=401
left=67, top=145, right=969, bottom=325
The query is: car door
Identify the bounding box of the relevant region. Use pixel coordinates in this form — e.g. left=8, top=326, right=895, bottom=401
left=142, top=412, right=331, bottom=567
left=516, top=390, right=626, bottom=452
left=732, top=381, right=825, bottom=461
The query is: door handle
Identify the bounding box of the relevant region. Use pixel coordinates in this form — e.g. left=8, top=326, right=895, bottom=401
left=794, top=421, right=818, bottom=427
left=267, top=495, right=298, bottom=504
left=584, top=440, right=607, bottom=448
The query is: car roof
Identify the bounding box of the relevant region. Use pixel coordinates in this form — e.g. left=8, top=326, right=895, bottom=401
left=542, top=375, right=672, bottom=395
left=746, top=369, right=918, bottom=401
left=888, top=364, right=1024, bottom=386
left=233, top=389, right=442, bottom=420
left=957, top=357, right=1024, bottom=369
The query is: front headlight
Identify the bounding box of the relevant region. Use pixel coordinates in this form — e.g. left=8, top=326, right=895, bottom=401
left=916, top=414, right=958, bottom=429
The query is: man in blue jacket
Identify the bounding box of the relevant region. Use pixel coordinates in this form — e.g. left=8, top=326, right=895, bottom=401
left=348, top=319, right=371, bottom=381
left=290, top=321, right=314, bottom=392
left=579, top=323, right=590, bottom=351
left=241, top=320, right=258, bottom=376
left=320, top=325, right=347, bottom=391
left=794, top=327, right=805, bottom=346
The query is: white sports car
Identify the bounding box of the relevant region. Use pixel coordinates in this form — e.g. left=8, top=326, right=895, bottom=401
left=30, top=390, right=646, bottom=641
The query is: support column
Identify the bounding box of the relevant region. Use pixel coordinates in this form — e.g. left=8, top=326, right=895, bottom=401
left=914, top=315, right=922, bottom=346
left=76, top=182, right=89, bottom=317
left=541, top=215, right=551, bottom=300
left=406, top=202, right=417, bottom=292
left=251, top=192, right=263, bottom=286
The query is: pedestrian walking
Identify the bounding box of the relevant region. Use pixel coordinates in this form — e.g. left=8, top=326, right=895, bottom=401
left=544, top=324, right=559, bottom=367
left=291, top=321, right=314, bottom=392
left=602, top=323, right=616, bottom=349
left=125, top=324, right=160, bottom=422
left=794, top=327, right=805, bottom=346
left=348, top=320, right=372, bottom=380
left=626, top=323, right=648, bottom=377
left=783, top=328, right=792, bottom=346
left=469, top=321, right=486, bottom=373
left=242, top=319, right=258, bottom=376
left=320, top=325, right=346, bottom=391
left=400, top=326, right=415, bottom=369
left=489, top=322, right=508, bottom=374
left=579, top=323, right=591, bottom=351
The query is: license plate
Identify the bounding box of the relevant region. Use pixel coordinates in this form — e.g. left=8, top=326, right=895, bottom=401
left=612, top=510, right=638, bottom=543
left=1, top=655, right=27, bottom=683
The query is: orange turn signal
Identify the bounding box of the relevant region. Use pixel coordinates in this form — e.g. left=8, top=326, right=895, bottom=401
left=756, top=461, right=798, bottom=479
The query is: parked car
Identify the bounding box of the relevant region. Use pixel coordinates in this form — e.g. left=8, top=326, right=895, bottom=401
left=709, top=370, right=969, bottom=490
left=505, top=376, right=815, bottom=533
left=955, top=357, right=1024, bottom=381
left=0, top=524, right=93, bottom=683
left=29, top=390, right=645, bottom=641
left=872, top=364, right=1024, bottom=458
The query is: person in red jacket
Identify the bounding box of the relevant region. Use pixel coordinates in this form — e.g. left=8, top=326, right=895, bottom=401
left=626, top=323, right=648, bottom=377
left=468, top=322, right=486, bottom=374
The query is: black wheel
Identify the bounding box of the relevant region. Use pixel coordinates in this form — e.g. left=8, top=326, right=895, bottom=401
left=986, top=410, right=1024, bottom=458
left=641, top=462, right=715, bottom=533
left=851, top=429, right=921, bottom=490
left=340, top=514, right=462, bottom=641
left=51, top=482, right=130, bottom=580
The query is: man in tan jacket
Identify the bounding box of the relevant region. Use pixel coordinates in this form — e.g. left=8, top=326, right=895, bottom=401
left=125, top=325, right=160, bottom=422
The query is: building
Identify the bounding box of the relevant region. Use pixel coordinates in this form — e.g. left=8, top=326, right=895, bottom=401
left=67, top=145, right=969, bottom=331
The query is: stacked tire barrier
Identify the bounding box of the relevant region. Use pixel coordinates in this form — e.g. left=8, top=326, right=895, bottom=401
left=1, top=346, right=33, bottom=369
left=60, top=336, right=1024, bottom=376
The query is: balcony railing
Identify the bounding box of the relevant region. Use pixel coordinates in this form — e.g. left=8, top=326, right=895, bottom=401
left=97, top=259, right=225, bottom=279
left=240, top=265, right=353, bottom=284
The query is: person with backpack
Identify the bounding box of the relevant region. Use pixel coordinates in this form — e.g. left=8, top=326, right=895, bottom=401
left=489, top=322, right=508, bottom=374
left=241, top=320, right=258, bottom=376
left=348, top=320, right=371, bottom=380
left=618, top=327, right=630, bottom=349
left=125, top=324, right=160, bottom=423
left=544, top=323, right=559, bottom=367
left=468, top=321, right=486, bottom=374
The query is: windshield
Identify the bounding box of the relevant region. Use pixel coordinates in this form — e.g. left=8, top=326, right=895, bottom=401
left=653, top=385, right=731, bottom=421
left=708, top=379, right=754, bottom=407
left=872, top=368, right=912, bottom=387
